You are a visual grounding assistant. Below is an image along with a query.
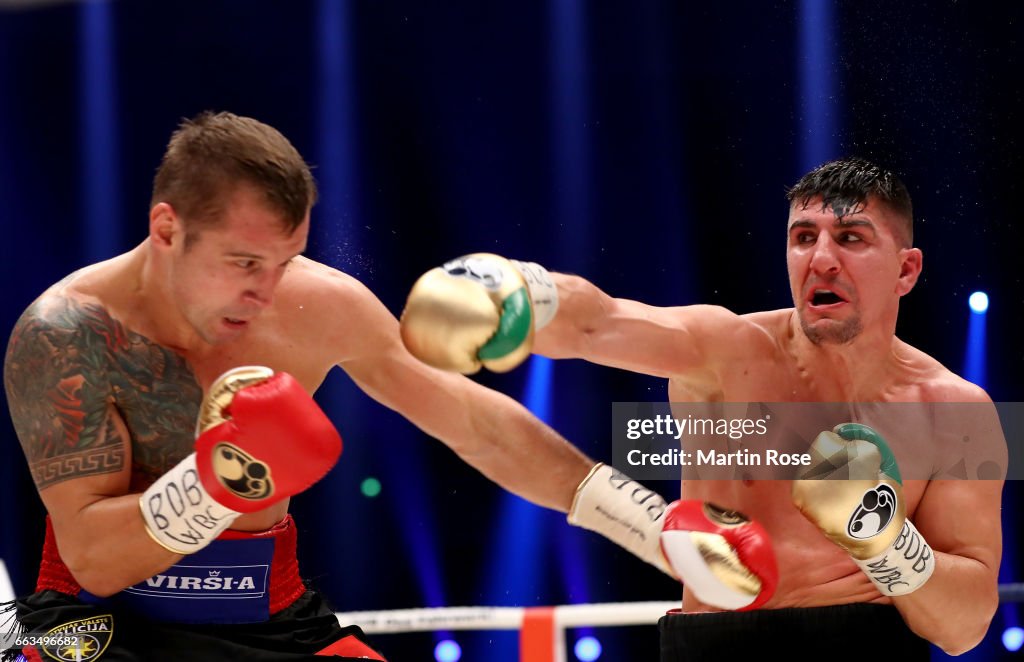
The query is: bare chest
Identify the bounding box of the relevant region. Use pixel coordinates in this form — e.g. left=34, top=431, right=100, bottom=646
left=679, top=476, right=928, bottom=609
left=106, top=326, right=327, bottom=487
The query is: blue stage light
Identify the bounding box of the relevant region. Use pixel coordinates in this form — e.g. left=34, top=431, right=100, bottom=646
left=434, top=639, right=461, bottom=662
left=1002, top=626, right=1024, bottom=652
left=574, top=635, right=602, bottom=661
left=969, top=291, right=989, bottom=314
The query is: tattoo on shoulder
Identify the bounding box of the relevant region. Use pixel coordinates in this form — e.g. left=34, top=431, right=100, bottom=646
left=3, top=296, right=197, bottom=489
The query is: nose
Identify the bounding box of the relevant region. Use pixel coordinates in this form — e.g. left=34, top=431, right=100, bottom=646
left=808, top=233, right=841, bottom=277
left=242, top=267, right=283, bottom=308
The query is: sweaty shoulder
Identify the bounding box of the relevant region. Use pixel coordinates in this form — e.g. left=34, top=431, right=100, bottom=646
left=896, top=340, right=991, bottom=403
left=709, top=307, right=793, bottom=359
left=272, top=257, right=390, bottom=364
left=275, top=256, right=375, bottom=311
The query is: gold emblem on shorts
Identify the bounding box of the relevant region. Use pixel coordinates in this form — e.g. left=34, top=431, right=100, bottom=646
left=211, top=442, right=274, bottom=500
left=43, top=614, right=113, bottom=661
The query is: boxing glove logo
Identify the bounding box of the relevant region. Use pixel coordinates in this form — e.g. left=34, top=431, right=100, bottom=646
left=442, top=256, right=505, bottom=291
left=846, top=484, right=896, bottom=540
left=211, top=442, right=274, bottom=500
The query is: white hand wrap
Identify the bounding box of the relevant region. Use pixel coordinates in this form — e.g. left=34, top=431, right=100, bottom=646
left=140, top=454, right=239, bottom=555
left=853, top=518, right=935, bottom=596
left=567, top=463, right=672, bottom=576
left=510, top=260, right=559, bottom=329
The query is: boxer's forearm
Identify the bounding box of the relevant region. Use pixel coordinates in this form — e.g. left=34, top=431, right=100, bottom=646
left=435, top=381, right=593, bottom=511
left=532, top=273, right=609, bottom=360
left=893, top=552, right=999, bottom=655
left=49, top=493, right=184, bottom=597
left=345, top=331, right=594, bottom=512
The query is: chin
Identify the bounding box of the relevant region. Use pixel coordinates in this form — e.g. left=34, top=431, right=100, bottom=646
left=799, top=315, right=862, bottom=346
left=198, top=323, right=240, bottom=346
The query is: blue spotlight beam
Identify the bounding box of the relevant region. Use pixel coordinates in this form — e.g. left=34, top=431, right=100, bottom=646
left=79, top=0, right=121, bottom=262
left=548, top=0, right=593, bottom=270
left=797, top=0, right=838, bottom=171
left=484, top=358, right=554, bottom=611
left=480, top=3, right=597, bottom=622
left=546, top=0, right=594, bottom=615
left=960, top=292, right=1014, bottom=653
left=963, top=302, right=987, bottom=392
left=315, top=0, right=361, bottom=257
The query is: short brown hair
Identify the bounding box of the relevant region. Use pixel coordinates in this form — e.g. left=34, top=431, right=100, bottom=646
left=151, top=111, right=317, bottom=240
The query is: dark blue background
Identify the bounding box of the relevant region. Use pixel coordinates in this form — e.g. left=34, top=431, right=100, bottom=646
left=1, top=1, right=1022, bottom=659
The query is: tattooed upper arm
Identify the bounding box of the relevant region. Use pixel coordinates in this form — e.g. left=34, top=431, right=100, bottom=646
left=4, top=295, right=128, bottom=491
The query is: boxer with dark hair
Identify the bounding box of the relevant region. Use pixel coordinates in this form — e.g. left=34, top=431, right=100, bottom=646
left=402, top=158, right=1006, bottom=660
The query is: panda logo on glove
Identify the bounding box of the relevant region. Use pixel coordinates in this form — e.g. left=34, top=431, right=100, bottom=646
left=846, top=484, right=897, bottom=539
left=212, top=442, right=274, bottom=500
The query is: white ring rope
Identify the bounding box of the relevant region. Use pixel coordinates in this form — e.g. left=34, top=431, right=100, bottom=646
left=337, top=584, right=1024, bottom=636
left=337, top=583, right=1024, bottom=635
left=335, top=601, right=679, bottom=634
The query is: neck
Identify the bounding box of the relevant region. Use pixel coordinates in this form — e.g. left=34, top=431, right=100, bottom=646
left=135, top=238, right=205, bottom=353
left=786, top=310, right=903, bottom=400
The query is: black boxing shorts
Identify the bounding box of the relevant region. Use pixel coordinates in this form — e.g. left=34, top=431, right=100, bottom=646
left=658, top=603, right=929, bottom=662
left=4, top=589, right=384, bottom=661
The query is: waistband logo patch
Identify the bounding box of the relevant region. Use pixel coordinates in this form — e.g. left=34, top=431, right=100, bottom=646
left=124, top=563, right=269, bottom=598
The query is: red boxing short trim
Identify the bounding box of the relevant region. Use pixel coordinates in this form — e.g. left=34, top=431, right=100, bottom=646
left=316, top=634, right=387, bottom=659
left=35, top=517, right=80, bottom=597
left=219, top=515, right=305, bottom=615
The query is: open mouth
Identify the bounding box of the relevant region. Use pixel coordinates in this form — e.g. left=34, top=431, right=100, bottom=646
left=808, top=288, right=848, bottom=308
left=811, top=290, right=844, bottom=306
left=224, top=317, right=249, bottom=328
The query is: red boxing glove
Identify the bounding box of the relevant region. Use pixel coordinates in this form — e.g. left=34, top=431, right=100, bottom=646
left=194, top=371, right=342, bottom=513
left=660, top=500, right=778, bottom=610
left=141, top=367, right=342, bottom=554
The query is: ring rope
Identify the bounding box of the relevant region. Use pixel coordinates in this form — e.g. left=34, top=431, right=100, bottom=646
left=337, top=583, right=1024, bottom=634
left=335, top=600, right=677, bottom=634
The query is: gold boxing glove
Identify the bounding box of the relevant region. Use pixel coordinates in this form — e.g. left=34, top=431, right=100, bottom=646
left=792, top=423, right=934, bottom=596
left=400, top=253, right=557, bottom=374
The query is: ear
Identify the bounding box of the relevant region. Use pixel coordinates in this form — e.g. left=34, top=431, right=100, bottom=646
left=895, top=247, right=923, bottom=296
left=149, top=202, right=181, bottom=248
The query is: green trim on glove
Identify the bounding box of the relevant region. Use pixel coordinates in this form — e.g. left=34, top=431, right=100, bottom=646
left=478, top=287, right=532, bottom=360
left=834, top=422, right=902, bottom=484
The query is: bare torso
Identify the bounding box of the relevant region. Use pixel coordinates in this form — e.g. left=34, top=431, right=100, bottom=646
left=667, top=308, right=971, bottom=611
left=30, top=249, right=351, bottom=531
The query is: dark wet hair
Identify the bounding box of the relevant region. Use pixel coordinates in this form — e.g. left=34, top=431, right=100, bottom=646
left=787, top=157, right=913, bottom=247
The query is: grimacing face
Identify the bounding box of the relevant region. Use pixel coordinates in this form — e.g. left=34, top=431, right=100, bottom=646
left=168, top=186, right=309, bottom=345
left=786, top=196, right=919, bottom=346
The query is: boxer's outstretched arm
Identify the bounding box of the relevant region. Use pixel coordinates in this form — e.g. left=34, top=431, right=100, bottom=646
left=533, top=273, right=737, bottom=379
left=336, top=276, right=593, bottom=512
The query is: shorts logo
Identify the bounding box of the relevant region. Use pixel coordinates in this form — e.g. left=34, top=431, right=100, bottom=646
left=124, top=564, right=268, bottom=598
left=43, top=615, right=113, bottom=661
left=846, top=484, right=897, bottom=539
left=211, top=442, right=274, bottom=499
